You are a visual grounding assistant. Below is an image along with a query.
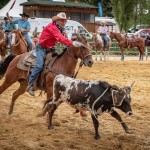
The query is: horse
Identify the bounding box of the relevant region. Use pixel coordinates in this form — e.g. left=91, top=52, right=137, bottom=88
left=10, top=30, right=28, bottom=55
left=0, top=35, right=93, bottom=117
left=0, top=32, right=8, bottom=61
left=0, top=30, right=29, bottom=79
left=92, top=33, right=111, bottom=61
left=109, top=32, right=145, bottom=60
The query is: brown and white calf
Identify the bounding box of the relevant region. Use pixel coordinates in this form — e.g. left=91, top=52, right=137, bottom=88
left=39, top=75, right=134, bottom=140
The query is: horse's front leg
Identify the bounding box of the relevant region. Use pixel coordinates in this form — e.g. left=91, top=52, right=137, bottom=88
left=110, top=110, right=132, bottom=133
left=120, top=47, right=124, bottom=61
left=91, top=114, right=101, bottom=140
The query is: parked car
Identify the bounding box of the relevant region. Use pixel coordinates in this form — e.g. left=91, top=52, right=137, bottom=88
left=134, top=28, right=150, bottom=38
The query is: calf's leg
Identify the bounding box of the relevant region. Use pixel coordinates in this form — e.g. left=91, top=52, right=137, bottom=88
left=110, top=110, right=131, bottom=133
left=91, top=114, right=100, bottom=140
left=48, top=103, right=57, bottom=129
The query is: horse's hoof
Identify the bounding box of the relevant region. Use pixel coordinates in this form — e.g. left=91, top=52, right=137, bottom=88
left=48, top=125, right=53, bottom=130
left=95, top=135, right=101, bottom=140
left=8, top=110, right=13, bottom=115
left=36, top=113, right=44, bottom=117
left=126, top=129, right=133, bottom=134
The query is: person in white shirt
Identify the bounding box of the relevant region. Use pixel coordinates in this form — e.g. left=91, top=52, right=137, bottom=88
left=97, top=21, right=109, bottom=50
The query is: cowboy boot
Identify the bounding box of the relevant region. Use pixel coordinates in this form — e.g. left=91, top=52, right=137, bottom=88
left=27, top=84, right=35, bottom=96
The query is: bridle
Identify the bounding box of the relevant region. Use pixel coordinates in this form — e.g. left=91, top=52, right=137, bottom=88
left=67, top=43, right=92, bottom=78
left=12, top=30, right=27, bottom=47
left=67, top=44, right=92, bottom=63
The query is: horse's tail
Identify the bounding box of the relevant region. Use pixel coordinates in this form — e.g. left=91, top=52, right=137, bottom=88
left=0, top=54, right=16, bottom=79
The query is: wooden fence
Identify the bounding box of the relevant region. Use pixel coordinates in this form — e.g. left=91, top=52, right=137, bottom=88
left=55, top=40, right=150, bottom=61
left=90, top=41, right=150, bottom=61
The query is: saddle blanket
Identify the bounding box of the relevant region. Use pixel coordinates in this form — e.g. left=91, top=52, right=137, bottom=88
left=17, top=50, right=36, bottom=71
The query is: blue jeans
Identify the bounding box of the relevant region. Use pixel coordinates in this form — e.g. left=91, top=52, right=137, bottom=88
left=102, top=34, right=108, bottom=48
left=7, top=32, right=12, bottom=51
left=24, top=34, right=33, bottom=51
left=29, top=44, right=46, bottom=85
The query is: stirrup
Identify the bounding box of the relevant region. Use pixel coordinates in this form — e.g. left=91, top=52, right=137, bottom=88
left=27, top=85, right=35, bottom=96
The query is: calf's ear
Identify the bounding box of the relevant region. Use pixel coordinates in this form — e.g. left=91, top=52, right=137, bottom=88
left=112, top=90, right=126, bottom=106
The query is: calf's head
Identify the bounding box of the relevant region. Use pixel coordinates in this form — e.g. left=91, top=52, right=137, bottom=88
left=112, top=82, right=135, bottom=116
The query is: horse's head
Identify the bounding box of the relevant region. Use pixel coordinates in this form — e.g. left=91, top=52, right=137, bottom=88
left=71, top=35, right=93, bottom=67
left=11, top=30, right=24, bottom=46
left=109, top=32, right=116, bottom=39
left=0, top=32, right=8, bottom=46
left=92, top=33, right=103, bottom=43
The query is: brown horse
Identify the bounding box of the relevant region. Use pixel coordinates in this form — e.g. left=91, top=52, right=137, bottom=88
left=10, top=30, right=28, bottom=55
left=0, top=30, right=29, bottom=79
left=92, top=33, right=111, bottom=61
left=109, top=32, right=145, bottom=60
left=0, top=32, right=8, bottom=61
left=0, top=35, right=93, bottom=116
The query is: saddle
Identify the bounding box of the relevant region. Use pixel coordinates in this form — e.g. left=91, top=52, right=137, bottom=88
left=17, top=50, right=57, bottom=71
left=126, top=37, right=139, bottom=44
left=17, top=50, right=57, bottom=90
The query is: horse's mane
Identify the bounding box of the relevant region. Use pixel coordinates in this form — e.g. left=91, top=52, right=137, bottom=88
left=57, top=47, right=68, bottom=58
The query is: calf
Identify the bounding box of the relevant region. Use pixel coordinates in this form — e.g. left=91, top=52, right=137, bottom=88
left=38, top=75, right=134, bottom=140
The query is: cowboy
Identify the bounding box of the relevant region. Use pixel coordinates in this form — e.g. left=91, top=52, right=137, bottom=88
left=27, top=12, right=83, bottom=96
left=7, top=12, right=33, bottom=51
left=97, top=21, right=109, bottom=50
left=5, top=13, right=17, bottom=51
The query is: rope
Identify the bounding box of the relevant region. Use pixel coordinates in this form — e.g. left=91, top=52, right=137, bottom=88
left=90, top=87, right=109, bottom=121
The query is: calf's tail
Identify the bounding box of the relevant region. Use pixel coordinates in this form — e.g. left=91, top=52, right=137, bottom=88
left=0, top=54, right=16, bottom=79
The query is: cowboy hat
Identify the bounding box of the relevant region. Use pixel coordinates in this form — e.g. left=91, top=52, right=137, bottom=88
left=19, top=13, right=27, bottom=17
left=52, top=12, right=69, bottom=21
left=100, top=21, right=106, bottom=25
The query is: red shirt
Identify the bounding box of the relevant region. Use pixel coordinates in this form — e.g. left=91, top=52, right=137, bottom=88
left=39, top=22, right=73, bottom=48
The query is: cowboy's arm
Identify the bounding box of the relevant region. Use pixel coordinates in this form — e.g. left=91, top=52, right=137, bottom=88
left=6, top=12, right=13, bottom=24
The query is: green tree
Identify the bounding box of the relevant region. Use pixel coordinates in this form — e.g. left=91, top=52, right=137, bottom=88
left=112, top=0, right=150, bottom=32
left=112, top=0, right=137, bottom=32
left=0, top=0, right=10, bottom=9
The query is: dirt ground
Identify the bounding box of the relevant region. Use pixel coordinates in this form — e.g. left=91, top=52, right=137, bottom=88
left=0, top=60, right=150, bottom=150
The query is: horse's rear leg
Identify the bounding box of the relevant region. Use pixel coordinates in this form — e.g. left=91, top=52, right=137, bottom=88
left=138, top=47, right=144, bottom=61
left=9, top=79, right=28, bottom=115
left=0, top=79, right=15, bottom=95
left=103, top=51, right=106, bottom=61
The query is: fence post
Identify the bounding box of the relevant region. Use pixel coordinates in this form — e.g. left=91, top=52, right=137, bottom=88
left=145, top=47, right=148, bottom=61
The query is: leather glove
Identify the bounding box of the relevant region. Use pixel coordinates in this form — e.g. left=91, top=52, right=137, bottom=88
left=72, top=41, right=83, bottom=47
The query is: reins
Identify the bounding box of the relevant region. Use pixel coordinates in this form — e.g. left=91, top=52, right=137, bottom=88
left=12, top=31, right=28, bottom=47
left=67, top=45, right=92, bottom=78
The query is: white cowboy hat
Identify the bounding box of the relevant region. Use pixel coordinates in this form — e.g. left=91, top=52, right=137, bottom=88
left=100, top=21, right=106, bottom=25
left=52, top=12, right=69, bottom=21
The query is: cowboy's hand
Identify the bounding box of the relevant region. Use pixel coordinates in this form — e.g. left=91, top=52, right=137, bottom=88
left=19, top=28, right=22, bottom=31
left=72, top=41, right=83, bottom=47
left=6, top=12, right=9, bottom=17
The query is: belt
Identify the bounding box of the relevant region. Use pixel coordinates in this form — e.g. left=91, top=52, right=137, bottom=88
left=39, top=44, right=55, bottom=52
left=5, top=30, right=11, bottom=33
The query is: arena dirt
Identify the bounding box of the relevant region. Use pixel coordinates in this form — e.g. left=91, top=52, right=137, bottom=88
left=0, top=60, right=150, bottom=150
